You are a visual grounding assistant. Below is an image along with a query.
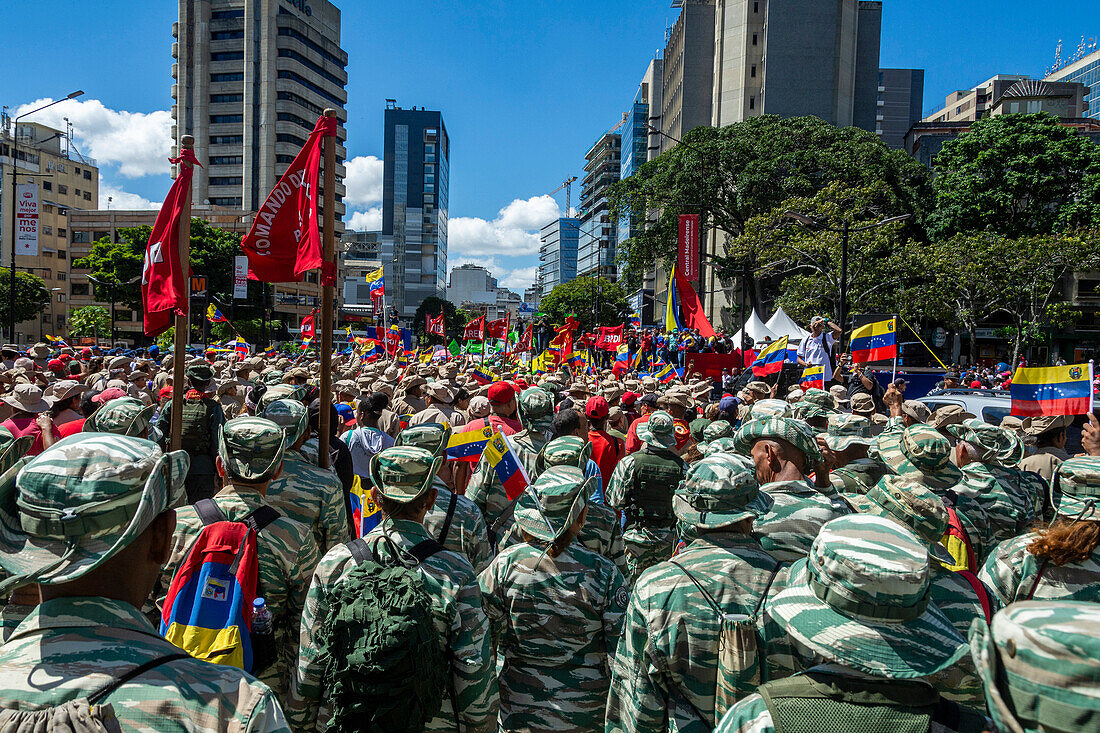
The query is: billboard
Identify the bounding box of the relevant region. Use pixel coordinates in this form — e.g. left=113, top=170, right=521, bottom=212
left=15, top=184, right=38, bottom=256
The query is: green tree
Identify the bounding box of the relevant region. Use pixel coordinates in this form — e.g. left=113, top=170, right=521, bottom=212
left=608, top=115, right=932, bottom=283
left=0, top=268, right=51, bottom=329
left=68, top=305, right=111, bottom=340
left=412, top=296, right=462, bottom=343
left=539, top=276, right=628, bottom=332
left=929, top=113, right=1100, bottom=239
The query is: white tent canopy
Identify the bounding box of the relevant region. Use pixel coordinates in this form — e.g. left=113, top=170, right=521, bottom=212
left=766, top=307, right=811, bottom=341
left=731, top=309, right=781, bottom=346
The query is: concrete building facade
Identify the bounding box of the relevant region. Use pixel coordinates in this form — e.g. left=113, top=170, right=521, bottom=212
left=877, top=68, right=924, bottom=150
left=538, top=218, right=579, bottom=297
left=577, top=133, right=620, bottom=280
left=923, top=75, right=1029, bottom=123
left=339, top=230, right=382, bottom=324
left=661, top=0, right=716, bottom=154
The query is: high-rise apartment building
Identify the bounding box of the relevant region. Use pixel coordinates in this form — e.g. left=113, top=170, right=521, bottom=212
left=661, top=1, right=715, bottom=155
left=0, top=120, right=98, bottom=343
left=382, top=105, right=449, bottom=319
left=172, top=0, right=347, bottom=217
left=1044, top=46, right=1099, bottom=120
left=577, top=133, right=621, bottom=280
left=538, top=218, right=580, bottom=296
left=877, top=68, right=925, bottom=150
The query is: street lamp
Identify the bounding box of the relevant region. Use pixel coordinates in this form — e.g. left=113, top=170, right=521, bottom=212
left=782, top=211, right=911, bottom=347
left=8, top=90, right=84, bottom=343
left=87, top=274, right=140, bottom=347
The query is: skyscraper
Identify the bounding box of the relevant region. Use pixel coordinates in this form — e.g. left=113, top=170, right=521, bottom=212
left=877, top=68, right=924, bottom=150
left=172, top=0, right=348, bottom=214
left=538, top=218, right=580, bottom=297
left=382, top=105, right=449, bottom=318
left=661, top=1, right=715, bottom=155
left=1045, top=46, right=1100, bottom=120
left=577, top=133, right=620, bottom=280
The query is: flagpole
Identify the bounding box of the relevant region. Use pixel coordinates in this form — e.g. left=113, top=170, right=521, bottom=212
left=318, top=109, right=338, bottom=471
left=170, top=135, right=194, bottom=452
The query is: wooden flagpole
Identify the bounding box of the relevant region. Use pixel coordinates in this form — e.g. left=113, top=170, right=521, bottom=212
left=170, top=136, right=194, bottom=452
left=318, top=109, right=337, bottom=470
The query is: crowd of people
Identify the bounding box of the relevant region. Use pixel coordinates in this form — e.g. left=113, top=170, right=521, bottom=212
left=0, top=334, right=1098, bottom=732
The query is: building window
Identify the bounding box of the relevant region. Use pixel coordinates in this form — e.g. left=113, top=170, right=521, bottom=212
left=210, top=155, right=243, bottom=165
left=751, top=65, right=757, bottom=78
left=210, top=114, right=244, bottom=124
left=750, top=96, right=756, bottom=110
left=42, top=226, right=53, bottom=236
left=57, top=229, right=66, bottom=238
left=58, top=185, right=68, bottom=195
left=754, top=1, right=759, bottom=11
left=84, top=192, right=92, bottom=201
left=57, top=273, right=66, bottom=282
left=211, top=51, right=244, bottom=62
left=84, top=170, right=92, bottom=180
left=56, top=293, right=65, bottom=303
left=211, top=9, right=244, bottom=19
left=210, top=197, right=243, bottom=207
left=276, top=133, right=307, bottom=146
left=211, top=72, right=245, bottom=83
left=210, top=93, right=244, bottom=103
left=752, top=33, right=758, bottom=46
left=211, top=30, right=244, bottom=40
left=209, top=177, right=243, bottom=186
left=71, top=283, right=89, bottom=296
left=43, top=181, right=51, bottom=191
left=58, top=250, right=66, bottom=259
left=210, top=135, right=244, bottom=145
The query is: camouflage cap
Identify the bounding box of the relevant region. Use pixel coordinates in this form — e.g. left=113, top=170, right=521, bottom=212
left=1051, top=457, right=1100, bottom=519
left=257, top=382, right=306, bottom=412
left=749, top=398, right=792, bottom=420
left=792, top=400, right=834, bottom=422
left=702, top=420, right=735, bottom=444
left=262, top=398, right=309, bottom=447
left=801, top=388, right=837, bottom=410
left=513, top=465, right=589, bottom=543
left=970, top=601, right=1100, bottom=733
left=745, top=381, right=771, bottom=398
left=674, top=453, right=772, bottom=529
left=186, top=363, right=214, bottom=385
left=517, top=386, right=554, bottom=429
left=0, top=434, right=189, bottom=592
left=83, top=396, right=156, bottom=437
left=396, top=422, right=452, bottom=458
left=946, top=418, right=1022, bottom=465
left=821, top=413, right=874, bottom=451
left=900, top=400, right=932, bottom=424
left=701, top=436, right=741, bottom=457
left=875, top=424, right=963, bottom=490
left=733, top=417, right=823, bottom=469
left=369, top=446, right=442, bottom=503
left=858, top=474, right=954, bottom=564
left=535, top=436, right=593, bottom=476
left=637, top=411, right=677, bottom=449
left=770, top=514, right=969, bottom=679
left=262, top=370, right=285, bottom=386
left=927, top=404, right=975, bottom=430
left=218, top=417, right=286, bottom=483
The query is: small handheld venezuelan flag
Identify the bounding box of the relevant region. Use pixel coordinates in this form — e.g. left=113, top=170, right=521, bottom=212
left=752, top=336, right=790, bottom=377
left=483, top=430, right=530, bottom=501
left=445, top=425, right=494, bottom=462
left=800, top=365, right=825, bottom=391
left=1010, top=364, right=1094, bottom=417
left=850, top=318, right=897, bottom=363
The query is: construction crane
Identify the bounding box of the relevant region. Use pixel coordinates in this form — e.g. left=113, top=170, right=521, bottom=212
left=550, top=176, right=578, bottom=215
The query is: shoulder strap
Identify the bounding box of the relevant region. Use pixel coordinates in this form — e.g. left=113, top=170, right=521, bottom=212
left=670, top=560, right=724, bottom=616
left=409, top=538, right=446, bottom=563
left=194, top=498, right=225, bottom=526
left=241, top=505, right=280, bottom=535
left=1026, top=558, right=1050, bottom=601
left=87, top=652, right=191, bottom=706
left=347, top=537, right=373, bottom=564
left=437, top=491, right=459, bottom=546
left=955, top=570, right=993, bottom=624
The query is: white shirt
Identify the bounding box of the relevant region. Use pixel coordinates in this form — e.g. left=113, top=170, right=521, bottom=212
left=797, top=331, right=837, bottom=381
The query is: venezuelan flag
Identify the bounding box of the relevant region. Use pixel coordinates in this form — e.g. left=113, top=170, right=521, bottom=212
left=664, top=267, right=682, bottom=333
left=655, top=362, right=680, bottom=384
left=348, top=476, right=381, bottom=537
left=850, top=318, right=897, bottom=363
left=483, top=431, right=530, bottom=501
left=567, top=351, right=588, bottom=370
left=630, top=312, right=641, bottom=328
left=471, top=366, right=495, bottom=386
left=800, top=365, right=825, bottom=391
left=752, top=336, right=790, bottom=377
left=1010, top=364, right=1094, bottom=417
left=206, top=305, right=229, bottom=323
left=446, top=425, right=494, bottom=462
left=263, top=345, right=278, bottom=357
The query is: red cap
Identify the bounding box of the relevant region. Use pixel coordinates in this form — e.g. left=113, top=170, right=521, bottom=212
left=80, top=347, right=93, bottom=358
left=487, top=382, right=516, bottom=405
left=58, top=353, right=74, bottom=363
left=674, top=420, right=691, bottom=449
left=970, top=380, right=982, bottom=389
left=158, top=386, right=173, bottom=400
left=47, top=359, right=64, bottom=372
left=92, top=388, right=127, bottom=405
left=620, top=392, right=638, bottom=408
left=585, top=396, right=609, bottom=420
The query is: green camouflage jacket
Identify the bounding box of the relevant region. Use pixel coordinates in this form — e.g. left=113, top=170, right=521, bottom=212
left=752, top=480, right=852, bottom=562
left=605, top=451, right=688, bottom=580
left=466, top=428, right=546, bottom=540
left=954, top=463, right=1034, bottom=544
left=290, top=518, right=497, bottom=733
left=923, top=567, right=988, bottom=707
left=479, top=540, right=627, bottom=733
left=423, top=482, right=492, bottom=573
left=497, top=500, right=630, bottom=583
left=979, top=531, right=1100, bottom=606
left=0, top=596, right=289, bottom=731
left=829, top=459, right=889, bottom=496
left=156, top=485, right=320, bottom=700
left=606, top=532, right=793, bottom=733
left=990, top=464, right=1048, bottom=522
left=266, top=448, right=351, bottom=555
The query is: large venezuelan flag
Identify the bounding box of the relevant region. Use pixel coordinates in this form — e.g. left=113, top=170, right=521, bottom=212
left=850, top=318, right=897, bottom=363
left=1010, top=364, right=1094, bottom=417
left=752, top=336, right=790, bottom=377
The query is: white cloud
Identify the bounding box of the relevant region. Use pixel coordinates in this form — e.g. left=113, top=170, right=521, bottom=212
left=16, top=98, right=173, bottom=178
left=346, top=206, right=382, bottom=231
left=447, top=256, right=539, bottom=295
left=99, top=177, right=159, bottom=210
left=449, top=195, right=562, bottom=258
left=343, top=155, right=383, bottom=207
left=500, top=266, right=538, bottom=292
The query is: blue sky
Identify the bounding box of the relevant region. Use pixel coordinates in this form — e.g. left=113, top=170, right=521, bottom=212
left=1, top=0, right=1095, bottom=292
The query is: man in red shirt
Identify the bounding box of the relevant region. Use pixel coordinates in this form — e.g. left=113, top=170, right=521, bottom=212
left=585, top=396, right=623, bottom=483
left=624, top=393, right=659, bottom=454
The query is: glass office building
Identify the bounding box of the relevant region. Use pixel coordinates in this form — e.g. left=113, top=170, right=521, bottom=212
left=618, top=101, right=649, bottom=247
left=1046, top=48, right=1100, bottom=120
left=538, top=218, right=580, bottom=296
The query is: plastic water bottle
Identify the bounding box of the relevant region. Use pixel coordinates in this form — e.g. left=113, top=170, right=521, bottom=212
left=250, top=597, right=276, bottom=673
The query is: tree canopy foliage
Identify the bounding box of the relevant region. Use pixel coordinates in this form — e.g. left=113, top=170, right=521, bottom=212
left=539, top=276, right=629, bottom=333
left=68, top=306, right=111, bottom=340
left=413, top=296, right=463, bottom=343
left=0, top=269, right=51, bottom=329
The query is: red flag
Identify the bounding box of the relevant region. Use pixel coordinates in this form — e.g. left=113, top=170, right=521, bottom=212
left=463, top=316, right=485, bottom=341
left=596, top=325, right=624, bottom=351
left=427, top=313, right=445, bottom=337
left=300, top=313, right=316, bottom=340
left=142, top=149, right=201, bottom=337
left=674, top=271, right=716, bottom=337
left=486, top=318, right=508, bottom=339
left=515, top=325, right=533, bottom=353
left=241, top=115, right=337, bottom=283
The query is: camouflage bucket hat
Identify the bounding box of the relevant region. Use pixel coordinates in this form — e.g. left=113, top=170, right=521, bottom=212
left=701, top=436, right=740, bottom=457
left=262, top=370, right=285, bottom=386
left=946, top=418, right=1022, bottom=465
left=257, top=383, right=305, bottom=412
left=369, top=446, right=442, bottom=503
left=770, top=514, right=968, bottom=679
left=636, top=411, right=676, bottom=449
left=0, top=434, right=189, bottom=593
left=792, top=401, right=833, bottom=422
left=702, top=420, right=734, bottom=444
left=396, top=423, right=453, bottom=458
left=535, top=436, right=593, bottom=475
left=859, top=474, right=955, bottom=566
left=1051, top=457, right=1100, bottom=519
left=821, top=414, right=874, bottom=451
left=801, top=388, right=837, bottom=410
left=83, top=397, right=156, bottom=437
left=218, top=417, right=286, bottom=483
left=733, top=417, right=823, bottom=469
left=970, top=601, right=1100, bottom=733
left=262, top=398, right=309, bottom=447
left=513, top=465, right=590, bottom=543
left=517, top=387, right=554, bottom=430
left=749, top=398, right=792, bottom=420
left=875, top=424, right=963, bottom=490
left=674, top=453, right=772, bottom=529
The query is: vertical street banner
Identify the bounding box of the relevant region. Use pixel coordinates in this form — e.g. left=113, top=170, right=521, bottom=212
left=15, top=184, right=39, bottom=256
left=233, top=256, right=249, bottom=299
left=678, top=214, right=699, bottom=282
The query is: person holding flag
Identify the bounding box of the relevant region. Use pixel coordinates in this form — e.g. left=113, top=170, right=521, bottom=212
left=796, top=316, right=841, bottom=383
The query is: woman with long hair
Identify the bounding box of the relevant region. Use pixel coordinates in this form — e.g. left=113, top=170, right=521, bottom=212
left=479, top=466, right=628, bottom=733
left=980, top=456, right=1100, bottom=604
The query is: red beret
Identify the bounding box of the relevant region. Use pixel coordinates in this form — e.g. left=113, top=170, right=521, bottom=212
left=487, top=381, right=516, bottom=404
left=620, top=392, right=638, bottom=408
left=92, top=387, right=127, bottom=405
left=585, top=396, right=609, bottom=420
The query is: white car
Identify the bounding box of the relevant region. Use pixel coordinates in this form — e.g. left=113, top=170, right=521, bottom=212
left=918, top=388, right=1012, bottom=426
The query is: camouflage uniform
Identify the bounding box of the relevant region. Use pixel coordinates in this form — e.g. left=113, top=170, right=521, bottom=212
left=607, top=454, right=793, bottom=733
left=821, top=414, right=887, bottom=496
left=82, top=396, right=157, bottom=438
left=715, top=515, right=983, bottom=733
left=156, top=418, right=321, bottom=701
left=479, top=466, right=628, bottom=733
left=0, top=433, right=289, bottom=731
left=263, top=399, right=350, bottom=554
left=948, top=419, right=1038, bottom=541
left=980, top=457, right=1100, bottom=606
left=291, top=447, right=497, bottom=733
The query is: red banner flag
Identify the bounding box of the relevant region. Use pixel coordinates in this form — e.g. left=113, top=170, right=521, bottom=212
left=678, top=214, right=700, bottom=282
left=515, top=325, right=533, bottom=353
left=142, top=149, right=201, bottom=337
left=486, top=318, right=508, bottom=339
left=463, top=316, right=485, bottom=341
left=241, top=115, right=337, bottom=283
left=596, top=325, right=624, bottom=351
left=427, top=313, right=445, bottom=337
left=674, top=270, right=716, bottom=337
left=300, top=313, right=316, bottom=340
